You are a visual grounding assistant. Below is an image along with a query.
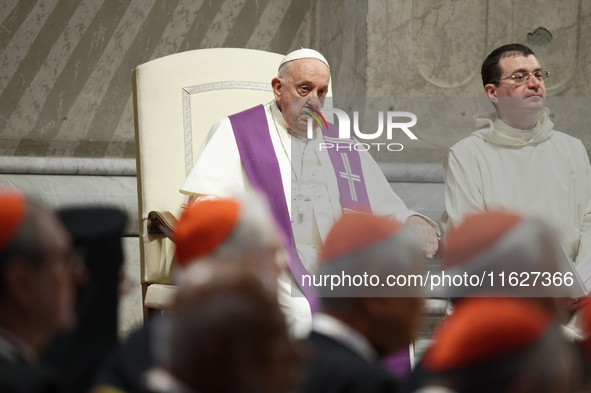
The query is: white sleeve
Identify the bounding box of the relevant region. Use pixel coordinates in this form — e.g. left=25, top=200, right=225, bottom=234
left=443, top=148, right=485, bottom=230
left=180, top=117, right=251, bottom=197
left=576, top=144, right=591, bottom=264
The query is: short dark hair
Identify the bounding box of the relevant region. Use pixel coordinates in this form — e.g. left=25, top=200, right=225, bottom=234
left=481, top=44, right=535, bottom=86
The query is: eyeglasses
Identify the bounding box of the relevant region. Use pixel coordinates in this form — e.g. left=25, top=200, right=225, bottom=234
left=495, top=70, right=549, bottom=85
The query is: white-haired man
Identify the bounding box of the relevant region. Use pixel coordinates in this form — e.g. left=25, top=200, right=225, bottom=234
left=181, top=48, right=439, bottom=338
left=91, top=195, right=286, bottom=393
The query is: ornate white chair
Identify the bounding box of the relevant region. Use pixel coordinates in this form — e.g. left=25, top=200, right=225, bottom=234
left=133, top=48, right=284, bottom=318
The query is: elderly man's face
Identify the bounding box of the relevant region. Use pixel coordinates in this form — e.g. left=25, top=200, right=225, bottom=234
left=485, top=54, right=546, bottom=114
left=272, top=58, right=330, bottom=136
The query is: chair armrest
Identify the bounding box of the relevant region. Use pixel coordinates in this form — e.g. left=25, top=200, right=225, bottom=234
left=147, top=210, right=178, bottom=240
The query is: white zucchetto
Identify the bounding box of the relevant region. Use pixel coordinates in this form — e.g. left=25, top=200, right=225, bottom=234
left=279, top=48, right=330, bottom=70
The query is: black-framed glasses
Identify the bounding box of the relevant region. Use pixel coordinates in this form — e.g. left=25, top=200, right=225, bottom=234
left=495, top=70, right=549, bottom=85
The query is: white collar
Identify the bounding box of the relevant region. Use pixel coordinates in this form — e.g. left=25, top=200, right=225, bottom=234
left=0, top=325, right=37, bottom=365
left=271, top=99, right=290, bottom=131
left=312, top=312, right=378, bottom=362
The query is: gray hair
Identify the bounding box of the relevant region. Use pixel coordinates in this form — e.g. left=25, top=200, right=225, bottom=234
left=426, top=325, right=581, bottom=393
left=318, top=225, right=424, bottom=313
left=208, top=193, right=277, bottom=262
left=172, top=193, right=282, bottom=290
left=277, top=61, right=292, bottom=83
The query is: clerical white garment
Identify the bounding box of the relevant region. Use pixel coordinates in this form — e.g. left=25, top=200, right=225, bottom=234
left=443, top=108, right=591, bottom=263
left=0, top=326, right=37, bottom=365
left=289, top=132, right=326, bottom=271
left=181, top=100, right=425, bottom=338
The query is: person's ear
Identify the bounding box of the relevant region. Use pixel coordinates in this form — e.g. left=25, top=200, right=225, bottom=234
left=272, top=77, right=282, bottom=103
left=484, top=84, right=499, bottom=104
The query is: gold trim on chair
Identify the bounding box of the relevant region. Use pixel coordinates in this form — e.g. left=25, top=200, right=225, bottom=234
left=182, top=81, right=272, bottom=176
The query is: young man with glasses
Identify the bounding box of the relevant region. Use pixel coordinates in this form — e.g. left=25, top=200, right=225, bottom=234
left=442, top=44, right=591, bottom=302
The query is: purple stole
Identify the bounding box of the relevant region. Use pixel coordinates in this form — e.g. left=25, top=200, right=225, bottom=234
left=321, top=124, right=371, bottom=212
left=230, top=104, right=411, bottom=376
left=230, top=105, right=370, bottom=276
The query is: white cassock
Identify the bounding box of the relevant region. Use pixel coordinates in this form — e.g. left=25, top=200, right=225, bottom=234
left=443, top=107, right=591, bottom=263
left=181, top=100, right=434, bottom=338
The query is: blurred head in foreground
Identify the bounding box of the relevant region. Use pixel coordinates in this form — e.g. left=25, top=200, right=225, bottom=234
left=164, top=269, right=303, bottom=393
left=576, top=299, right=591, bottom=392
left=443, top=210, right=569, bottom=318
left=173, top=194, right=283, bottom=290
left=0, top=190, right=81, bottom=361
left=317, top=212, right=425, bottom=356
left=421, top=297, right=581, bottom=393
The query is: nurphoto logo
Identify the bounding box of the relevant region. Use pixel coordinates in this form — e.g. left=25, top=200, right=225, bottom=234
left=307, top=107, right=419, bottom=152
